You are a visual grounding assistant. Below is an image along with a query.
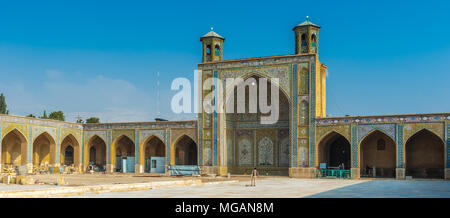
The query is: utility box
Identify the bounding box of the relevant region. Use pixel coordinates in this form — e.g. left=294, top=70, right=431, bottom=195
left=150, top=157, right=165, bottom=173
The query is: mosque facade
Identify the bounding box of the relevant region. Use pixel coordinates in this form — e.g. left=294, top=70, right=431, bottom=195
left=1, top=18, right=449, bottom=179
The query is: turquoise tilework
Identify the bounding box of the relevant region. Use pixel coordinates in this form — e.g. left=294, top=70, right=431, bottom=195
left=291, top=64, right=297, bottom=167
left=28, top=127, right=32, bottom=163
left=309, top=61, right=316, bottom=167
left=397, top=124, right=404, bottom=168
left=351, top=125, right=357, bottom=168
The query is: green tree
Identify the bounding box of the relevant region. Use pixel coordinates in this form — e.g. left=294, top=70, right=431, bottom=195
left=0, top=93, right=9, bottom=114
left=85, top=117, right=100, bottom=123
left=76, top=118, right=84, bottom=123
left=48, top=111, right=65, bottom=121
left=27, top=114, right=36, bottom=118
left=40, top=110, right=48, bottom=119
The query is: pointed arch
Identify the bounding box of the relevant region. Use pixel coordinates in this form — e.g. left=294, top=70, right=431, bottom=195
left=359, top=128, right=396, bottom=145
left=1, top=128, right=28, bottom=167
left=405, top=127, right=445, bottom=145
left=2, top=127, right=28, bottom=141
left=111, top=134, right=135, bottom=172
left=316, top=128, right=351, bottom=146
left=405, top=129, right=445, bottom=179
left=60, top=133, right=80, bottom=167
left=317, top=131, right=351, bottom=169
left=359, top=130, right=397, bottom=178
left=171, top=134, right=197, bottom=165
left=141, top=135, right=166, bottom=172
left=224, top=72, right=290, bottom=104
left=84, top=134, right=107, bottom=171
left=33, top=132, right=57, bottom=166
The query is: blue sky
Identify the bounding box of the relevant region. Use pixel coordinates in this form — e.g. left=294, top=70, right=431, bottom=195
left=0, top=0, right=449, bottom=122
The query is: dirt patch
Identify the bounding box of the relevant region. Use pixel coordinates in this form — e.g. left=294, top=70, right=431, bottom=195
left=22, top=173, right=258, bottom=186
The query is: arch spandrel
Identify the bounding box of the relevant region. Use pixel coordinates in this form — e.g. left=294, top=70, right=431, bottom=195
left=141, top=130, right=165, bottom=145
left=112, top=130, right=135, bottom=143
left=1, top=123, right=28, bottom=140
left=61, top=128, right=82, bottom=145
left=403, top=123, right=445, bottom=143
left=84, top=131, right=107, bottom=144
left=32, top=126, right=57, bottom=142
left=171, top=129, right=197, bottom=146
left=316, top=125, right=351, bottom=144
left=221, top=64, right=291, bottom=98
left=358, top=124, right=396, bottom=144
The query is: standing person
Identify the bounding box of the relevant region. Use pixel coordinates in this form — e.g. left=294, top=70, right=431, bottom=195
left=251, top=168, right=259, bottom=187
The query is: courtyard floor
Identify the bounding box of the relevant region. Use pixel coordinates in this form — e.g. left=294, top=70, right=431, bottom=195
left=1, top=174, right=449, bottom=198
left=68, top=177, right=450, bottom=198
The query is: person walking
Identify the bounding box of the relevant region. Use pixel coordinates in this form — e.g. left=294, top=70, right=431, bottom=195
left=251, top=167, right=259, bottom=186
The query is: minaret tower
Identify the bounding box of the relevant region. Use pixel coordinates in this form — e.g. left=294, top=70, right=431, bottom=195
left=200, top=28, right=225, bottom=62
left=293, top=16, right=320, bottom=54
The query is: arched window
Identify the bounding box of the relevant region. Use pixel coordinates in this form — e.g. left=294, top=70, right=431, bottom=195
left=301, top=34, right=307, bottom=46
left=299, top=65, right=309, bottom=94
left=377, top=139, right=386, bottom=151
left=89, top=147, right=96, bottom=163
left=64, top=145, right=74, bottom=165
left=299, top=101, right=309, bottom=125
left=311, top=34, right=317, bottom=44
left=214, top=45, right=220, bottom=57
left=206, top=45, right=211, bottom=55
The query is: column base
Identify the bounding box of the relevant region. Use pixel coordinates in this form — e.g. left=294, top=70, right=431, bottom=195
left=445, top=168, right=450, bottom=180
left=27, top=163, right=33, bottom=174
left=218, top=166, right=228, bottom=176
left=106, top=164, right=114, bottom=173
left=351, top=168, right=360, bottom=179
left=165, top=165, right=170, bottom=176
left=200, top=166, right=219, bottom=175
left=396, top=168, right=406, bottom=180
left=77, top=164, right=83, bottom=173
left=289, top=167, right=315, bottom=178
left=135, top=164, right=144, bottom=174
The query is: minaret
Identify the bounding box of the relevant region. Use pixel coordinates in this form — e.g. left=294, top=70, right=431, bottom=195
left=293, top=16, right=320, bottom=54
left=200, top=28, right=225, bottom=62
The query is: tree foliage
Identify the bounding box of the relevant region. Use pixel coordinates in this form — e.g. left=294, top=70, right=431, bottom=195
left=0, top=93, right=9, bottom=114
left=85, top=117, right=100, bottom=123
left=48, top=111, right=65, bottom=121
left=40, top=110, right=48, bottom=119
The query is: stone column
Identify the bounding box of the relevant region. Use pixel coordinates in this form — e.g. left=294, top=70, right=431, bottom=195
left=396, top=168, right=406, bottom=180
left=106, top=164, right=114, bottom=173
left=351, top=168, right=360, bottom=179
left=27, top=126, right=33, bottom=174
left=135, top=164, right=143, bottom=174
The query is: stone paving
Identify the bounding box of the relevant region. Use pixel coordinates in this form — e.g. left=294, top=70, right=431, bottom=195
left=70, top=177, right=365, bottom=198
left=69, top=177, right=450, bottom=198
left=306, top=179, right=450, bottom=198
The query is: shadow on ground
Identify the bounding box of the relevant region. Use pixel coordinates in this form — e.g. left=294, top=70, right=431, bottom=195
left=304, top=180, right=450, bottom=198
